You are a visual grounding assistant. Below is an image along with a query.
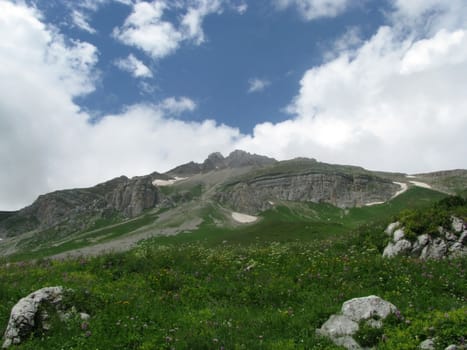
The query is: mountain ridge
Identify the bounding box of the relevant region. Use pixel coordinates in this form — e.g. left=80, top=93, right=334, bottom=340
left=0, top=150, right=465, bottom=248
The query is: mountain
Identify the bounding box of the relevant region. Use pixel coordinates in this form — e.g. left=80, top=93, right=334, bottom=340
left=0, top=150, right=465, bottom=259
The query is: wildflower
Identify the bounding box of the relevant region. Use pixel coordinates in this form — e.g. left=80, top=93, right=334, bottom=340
left=80, top=322, right=89, bottom=331
left=85, top=331, right=91, bottom=337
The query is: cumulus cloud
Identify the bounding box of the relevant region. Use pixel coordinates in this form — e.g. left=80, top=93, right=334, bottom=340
left=113, top=0, right=224, bottom=59
left=2, top=0, right=467, bottom=211
left=275, top=0, right=350, bottom=20
left=115, top=54, right=153, bottom=78
left=238, top=0, right=467, bottom=172
left=0, top=1, right=239, bottom=210
left=247, top=78, right=271, bottom=93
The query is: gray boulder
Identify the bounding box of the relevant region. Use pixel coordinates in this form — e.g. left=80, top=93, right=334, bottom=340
left=385, top=222, right=400, bottom=236
left=2, top=287, right=64, bottom=348
left=342, top=295, right=397, bottom=322
left=393, top=228, right=405, bottom=242
left=317, top=296, right=397, bottom=350
left=411, top=234, right=430, bottom=255
left=419, top=338, right=435, bottom=349
left=451, top=216, right=466, bottom=233
left=420, top=238, right=447, bottom=260
left=383, top=239, right=412, bottom=258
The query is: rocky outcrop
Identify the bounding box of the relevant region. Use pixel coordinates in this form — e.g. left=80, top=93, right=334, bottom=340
left=2, top=287, right=65, bottom=348
left=219, top=173, right=399, bottom=214
left=419, top=339, right=466, bottom=350
left=383, top=217, right=467, bottom=260
left=167, top=150, right=277, bottom=176
left=0, top=175, right=160, bottom=238
left=317, top=295, right=398, bottom=350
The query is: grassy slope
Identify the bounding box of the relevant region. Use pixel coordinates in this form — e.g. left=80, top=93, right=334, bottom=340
left=0, top=188, right=465, bottom=349
left=147, top=187, right=446, bottom=247
left=0, top=213, right=465, bottom=349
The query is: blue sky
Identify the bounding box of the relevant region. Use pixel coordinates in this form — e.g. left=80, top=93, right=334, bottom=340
left=32, top=0, right=387, bottom=132
left=1, top=0, right=467, bottom=209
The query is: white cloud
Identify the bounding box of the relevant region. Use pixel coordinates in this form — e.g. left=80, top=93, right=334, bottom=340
left=113, top=1, right=182, bottom=59
left=71, top=10, right=96, bottom=34
left=0, top=0, right=238, bottom=210
left=235, top=3, right=248, bottom=15
left=275, top=0, right=350, bottom=20
left=115, top=54, right=153, bottom=78
left=2, top=0, right=467, bottom=212
left=248, top=78, right=271, bottom=93
left=158, top=97, right=197, bottom=115
left=238, top=1, right=467, bottom=173
left=113, top=0, right=224, bottom=60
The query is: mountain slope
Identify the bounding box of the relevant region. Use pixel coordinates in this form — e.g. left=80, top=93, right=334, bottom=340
left=0, top=150, right=462, bottom=260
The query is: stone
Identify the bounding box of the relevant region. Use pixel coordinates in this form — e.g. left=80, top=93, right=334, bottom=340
left=445, top=345, right=458, bottom=350
left=412, top=234, right=430, bottom=255
left=420, top=238, right=447, bottom=260
left=449, top=242, right=467, bottom=259
left=341, top=295, right=397, bottom=322
left=385, top=222, right=400, bottom=236
left=393, top=228, right=405, bottom=241
left=383, top=239, right=412, bottom=258
left=419, top=338, right=435, bottom=349
left=317, top=295, right=397, bottom=350
left=444, top=231, right=458, bottom=242
left=451, top=216, right=466, bottom=233
left=317, top=315, right=359, bottom=338
left=2, top=286, right=64, bottom=348
left=333, top=335, right=363, bottom=350
left=459, top=231, right=467, bottom=245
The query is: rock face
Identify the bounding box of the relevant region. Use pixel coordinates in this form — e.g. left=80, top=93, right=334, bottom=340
left=0, top=175, right=160, bottom=238
left=167, top=150, right=277, bottom=176
left=219, top=173, right=399, bottom=214
left=382, top=217, right=467, bottom=260
left=2, top=287, right=65, bottom=348
left=317, top=295, right=398, bottom=350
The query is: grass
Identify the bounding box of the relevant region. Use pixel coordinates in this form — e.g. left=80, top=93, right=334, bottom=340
left=0, top=188, right=464, bottom=349
left=7, top=212, right=160, bottom=262
left=0, top=227, right=465, bottom=349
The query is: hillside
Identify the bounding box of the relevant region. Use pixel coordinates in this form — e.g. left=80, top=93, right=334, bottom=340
left=0, top=152, right=465, bottom=349
left=0, top=195, right=465, bottom=349
left=0, top=151, right=459, bottom=260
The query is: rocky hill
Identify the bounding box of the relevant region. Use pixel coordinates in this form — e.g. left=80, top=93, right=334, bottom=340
left=0, top=150, right=462, bottom=247
left=0, top=175, right=160, bottom=238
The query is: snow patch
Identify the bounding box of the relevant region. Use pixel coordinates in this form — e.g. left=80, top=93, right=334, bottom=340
left=392, top=182, right=408, bottom=198
left=406, top=175, right=416, bottom=178
left=365, top=201, right=385, bottom=206
left=268, top=201, right=275, bottom=205
left=232, top=212, right=258, bottom=223
left=409, top=180, right=432, bottom=189
left=152, top=177, right=187, bottom=187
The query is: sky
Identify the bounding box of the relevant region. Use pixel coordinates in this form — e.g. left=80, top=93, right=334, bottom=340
left=1, top=0, right=467, bottom=210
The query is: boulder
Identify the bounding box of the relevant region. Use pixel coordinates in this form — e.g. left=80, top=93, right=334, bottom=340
left=420, top=238, right=447, bottom=260
left=449, top=242, right=467, bottom=259
left=383, top=239, right=412, bottom=258
left=317, top=296, right=397, bottom=350
left=317, top=315, right=359, bottom=338
left=385, top=222, right=400, bottom=236
left=459, top=231, right=467, bottom=245
left=451, top=216, right=465, bottom=233
left=342, top=295, right=397, bottom=322
left=411, top=234, right=430, bottom=255
left=393, top=228, right=405, bottom=242
left=2, top=287, right=64, bottom=348
left=419, top=338, right=435, bottom=349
